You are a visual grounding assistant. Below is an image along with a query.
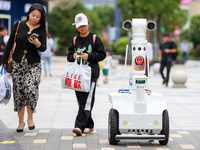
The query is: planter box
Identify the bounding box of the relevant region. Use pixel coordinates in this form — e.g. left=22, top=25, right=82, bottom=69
left=175, top=59, right=185, bottom=64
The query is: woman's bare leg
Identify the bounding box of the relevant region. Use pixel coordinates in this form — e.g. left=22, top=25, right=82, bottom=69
left=17, top=105, right=25, bottom=129
left=27, top=106, right=35, bottom=127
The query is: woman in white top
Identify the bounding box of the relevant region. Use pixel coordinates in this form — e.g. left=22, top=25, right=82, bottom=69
left=41, top=32, right=54, bottom=76
left=102, top=49, right=114, bottom=83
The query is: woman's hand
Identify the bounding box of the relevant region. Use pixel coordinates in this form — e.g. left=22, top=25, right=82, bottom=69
left=73, top=53, right=79, bottom=59
left=28, top=37, right=40, bottom=47
left=81, top=52, right=88, bottom=60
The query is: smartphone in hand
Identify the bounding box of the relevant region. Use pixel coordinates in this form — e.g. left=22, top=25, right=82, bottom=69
left=28, top=33, right=39, bottom=39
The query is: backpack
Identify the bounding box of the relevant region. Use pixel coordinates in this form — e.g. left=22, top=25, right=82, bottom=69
left=73, top=34, right=104, bottom=70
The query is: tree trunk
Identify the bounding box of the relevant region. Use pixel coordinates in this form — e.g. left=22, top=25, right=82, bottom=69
left=157, top=14, right=162, bottom=47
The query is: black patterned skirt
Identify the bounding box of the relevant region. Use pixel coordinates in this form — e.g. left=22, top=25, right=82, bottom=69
left=12, top=55, right=41, bottom=113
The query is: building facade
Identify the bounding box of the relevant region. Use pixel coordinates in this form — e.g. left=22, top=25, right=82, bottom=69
left=0, top=0, right=48, bottom=34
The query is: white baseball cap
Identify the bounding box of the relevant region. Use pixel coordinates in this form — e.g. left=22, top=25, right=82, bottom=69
left=72, top=13, right=88, bottom=28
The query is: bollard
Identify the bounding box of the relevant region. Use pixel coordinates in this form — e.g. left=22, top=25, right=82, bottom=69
left=172, top=70, right=187, bottom=88
left=153, top=63, right=160, bottom=74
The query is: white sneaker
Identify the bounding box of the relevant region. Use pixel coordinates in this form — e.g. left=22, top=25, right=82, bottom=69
left=83, top=128, right=94, bottom=134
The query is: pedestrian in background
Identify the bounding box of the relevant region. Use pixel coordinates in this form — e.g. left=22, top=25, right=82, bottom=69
left=180, top=40, right=189, bottom=61
left=147, top=39, right=153, bottom=65
left=0, top=26, right=7, bottom=65
left=67, top=13, right=106, bottom=136
left=102, top=49, right=114, bottom=84
left=41, top=32, right=54, bottom=77
left=1, top=3, right=46, bottom=132
left=145, top=37, right=153, bottom=77
left=158, top=33, right=177, bottom=87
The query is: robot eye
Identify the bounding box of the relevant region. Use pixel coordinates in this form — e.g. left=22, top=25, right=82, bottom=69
left=133, top=47, right=136, bottom=51
left=122, top=20, right=132, bottom=31
left=138, top=47, right=141, bottom=51
left=147, top=20, right=156, bottom=31
left=144, top=47, right=146, bottom=51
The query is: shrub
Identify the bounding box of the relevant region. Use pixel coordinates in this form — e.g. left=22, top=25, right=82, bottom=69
left=113, top=36, right=128, bottom=55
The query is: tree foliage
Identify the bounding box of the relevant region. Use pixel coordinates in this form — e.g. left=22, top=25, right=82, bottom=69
left=187, top=15, right=200, bottom=47
left=48, top=2, right=114, bottom=52
left=49, top=1, right=86, bottom=51
left=92, top=5, right=114, bottom=27
left=118, top=0, right=188, bottom=45
left=180, top=15, right=200, bottom=57
left=113, top=36, right=128, bottom=55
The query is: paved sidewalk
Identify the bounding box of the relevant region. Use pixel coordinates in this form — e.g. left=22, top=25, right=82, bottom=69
left=6, top=128, right=200, bottom=150
left=1, top=56, right=200, bottom=150
left=0, top=120, right=25, bottom=150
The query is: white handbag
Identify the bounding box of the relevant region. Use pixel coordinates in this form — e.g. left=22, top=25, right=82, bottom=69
left=0, top=66, right=11, bottom=105
left=61, top=57, right=91, bottom=92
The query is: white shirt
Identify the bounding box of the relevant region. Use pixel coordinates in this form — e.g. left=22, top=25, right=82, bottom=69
left=41, top=37, right=54, bottom=57
left=103, top=55, right=113, bottom=69
left=180, top=42, right=189, bottom=53
left=147, top=42, right=153, bottom=61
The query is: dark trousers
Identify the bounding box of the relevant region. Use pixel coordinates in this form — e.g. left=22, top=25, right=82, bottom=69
left=0, top=55, right=3, bottom=65
left=159, top=59, right=172, bottom=84
left=182, top=52, right=188, bottom=60
left=74, top=78, right=97, bottom=132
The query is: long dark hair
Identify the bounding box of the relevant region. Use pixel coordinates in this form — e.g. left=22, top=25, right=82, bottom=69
left=25, top=3, right=46, bottom=29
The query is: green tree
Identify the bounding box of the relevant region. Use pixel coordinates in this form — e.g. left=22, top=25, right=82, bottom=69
left=180, top=15, right=200, bottom=57
left=113, top=36, right=128, bottom=55
left=92, top=5, right=114, bottom=28
left=48, top=2, right=114, bottom=52
left=187, top=15, right=200, bottom=47
left=118, top=0, right=187, bottom=45
left=49, top=1, right=86, bottom=51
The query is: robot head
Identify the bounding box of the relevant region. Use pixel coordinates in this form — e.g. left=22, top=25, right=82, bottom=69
left=122, top=19, right=156, bottom=31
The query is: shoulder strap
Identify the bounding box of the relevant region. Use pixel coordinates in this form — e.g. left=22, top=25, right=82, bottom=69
left=93, top=34, right=96, bottom=47
left=8, top=21, right=21, bottom=64
left=73, top=36, right=77, bottom=46
left=73, top=34, right=96, bottom=47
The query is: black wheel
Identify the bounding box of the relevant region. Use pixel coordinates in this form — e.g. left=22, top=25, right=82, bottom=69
left=108, top=108, right=120, bottom=145
left=159, top=109, right=169, bottom=145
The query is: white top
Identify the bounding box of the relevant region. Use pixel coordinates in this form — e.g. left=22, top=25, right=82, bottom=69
left=41, top=37, right=54, bottom=57
left=103, top=55, right=114, bottom=69
left=180, top=42, right=189, bottom=53
left=147, top=42, right=153, bottom=61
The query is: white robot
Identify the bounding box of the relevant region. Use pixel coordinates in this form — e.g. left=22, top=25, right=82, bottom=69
left=108, top=19, right=169, bottom=145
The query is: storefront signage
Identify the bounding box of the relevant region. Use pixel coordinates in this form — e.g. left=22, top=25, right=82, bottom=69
left=0, top=1, right=11, bottom=11
left=24, top=3, right=46, bottom=13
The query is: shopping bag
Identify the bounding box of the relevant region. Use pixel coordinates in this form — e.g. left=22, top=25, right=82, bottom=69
left=61, top=58, right=91, bottom=92
left=0, top=66, right=11, bottom=105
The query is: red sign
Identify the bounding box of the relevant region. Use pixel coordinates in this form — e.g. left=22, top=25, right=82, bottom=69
left=134, top=56, right=145, bottom=71
left=65, top=72, right=82, bottom=89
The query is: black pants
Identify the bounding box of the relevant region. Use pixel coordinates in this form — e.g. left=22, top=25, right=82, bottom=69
left=74, top=78, right=97, bottom=132
left=159, top=59, right=172, bottom=84
left=0, top=55, right=3, bottom=65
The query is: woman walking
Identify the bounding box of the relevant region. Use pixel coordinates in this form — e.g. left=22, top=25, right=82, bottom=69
left=1, top=3, right=46, bottom=132
left=41, top=32, right=54, bottom=77
left=67, top=13, right=106, bottom=136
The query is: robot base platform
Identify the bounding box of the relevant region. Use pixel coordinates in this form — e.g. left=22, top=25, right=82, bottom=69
left=108, top=91, right=169, bottom=145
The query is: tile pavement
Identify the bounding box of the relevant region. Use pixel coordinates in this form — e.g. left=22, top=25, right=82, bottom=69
left=1, top=56, right=200, bottom=150
left=1, top=128, right=200, bottom=150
